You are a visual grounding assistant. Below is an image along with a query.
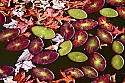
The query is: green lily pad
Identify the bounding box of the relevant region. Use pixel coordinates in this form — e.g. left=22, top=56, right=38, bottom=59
left=99, top=8, right=118, bottom=17
left=58, top=40, right=72, bottom=56
left=68, top=9, right=87, bottom=19
left=31, top=26, right=55, bottom=39
left=68, top=52, right=88, bottom=62
left=111, top=55, right=124, bottom=70
left=112, top=40, right=124, bottom=54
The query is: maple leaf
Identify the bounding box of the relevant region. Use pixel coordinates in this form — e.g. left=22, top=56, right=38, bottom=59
left=14, top=71, right=35, bottom=83
left=51, top=70, right=75, bottom=83
left=110, top=26, right=125, bottom=39
left=110, top=26, right=125, bottom=35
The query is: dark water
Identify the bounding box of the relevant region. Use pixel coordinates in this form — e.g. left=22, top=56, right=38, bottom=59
left=0, top=2, right=125, bottom=83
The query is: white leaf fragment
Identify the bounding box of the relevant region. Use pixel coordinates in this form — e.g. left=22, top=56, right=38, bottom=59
left=17, top=49, right=34, bottom=62
left=3, top=76, right=17, bottom=83
left=15, top=60, right=36, bottom=75
left=52, top=33, right=64, bottom=43
left=3, top=19, right=18, bottom=29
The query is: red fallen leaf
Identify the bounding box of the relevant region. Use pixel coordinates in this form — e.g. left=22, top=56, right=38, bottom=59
left=42, top=17, right=60, bottom=30
left=110, top=26, right=125, bottom=35
left=39, top=8, right=75, bottom=30
left=51, top=70, right=75, bottom=83
left=15, top=17, right=34, bottom=33
left=20, top=17, right=34, bottom=27
left=123, top=78, right=125, bottom=83
left=14, top=71, right=26, bottom=82
left=98, top=16, right=114, bottom=31
left=14, top=71, right=35, bottom=83
left=65, top=0, right=91, bottom=9
left=19, top=32, right=31, bottom=38
left=116, top=7, right=125, bottom=19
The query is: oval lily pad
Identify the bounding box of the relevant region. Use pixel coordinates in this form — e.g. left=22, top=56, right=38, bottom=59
left=0, top=12, right=6, bottom=25
left=31, top=26, right=55, bottom=39
left=72, top=18, right=98, bottom=31
left=68, top=9, right=87, bottom=19
left=84, top=36, right=100, bottom=54
left=64, top=67, right=84, bottom=78
left=82, top=66, right=98, bottom=78
left=96, top=28, right=113, bottom=44
left=32, top=67, right=55, bottom=80
left=68, top=52, right=88, bottom=62
left=111, top=55, right=124, bottom=70
left=28, top=38, right=44, bottom=55
left=90, top=52, right=106, bottom=72
left=72, top=31, right=88, bottom=47
left=58, top=40, right=72, bottom=56
left=32, top=51, right=59, bottom=65
left=0, top=28, right=20, bottom=42
left=112, top=40, right=124, bottom=54
left=99, top=8, right=118, bottom=17
left=0, top=66, right=14, bottom=79
left=5, top=38, right=30, bottom=51
left=85, top=0, right=105, bottom=13
left=119, top=34, right=125, bottom=45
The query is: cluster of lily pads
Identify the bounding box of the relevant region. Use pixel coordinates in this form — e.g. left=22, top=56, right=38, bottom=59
left=0, top=0, right=125, bottom=83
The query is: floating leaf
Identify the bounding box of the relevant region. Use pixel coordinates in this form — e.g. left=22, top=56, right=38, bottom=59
left=72, top=31, right=88, bottom=47
left=85, top=0, right=105, bottom=13
left=112, top=40, right=124, bottom=54
left=58, top=40, right=72, bottom=56
left=96, top=28, right=113, bottom=44
left=32, top=51, right=59, bottom=65
left=99, top=8, right=118, bottom=17
left=81, top=66, right=98, bottom=78
left=0, top=66, right=14, bottom=79
left=84, top=36, right=100, bottom=54
left=31, top=26, right=55, bottom=39
left=32, top=68, right=55, bottom=81
left=111, top=55, right=124, bottom=70
left=0, top=29, right=20, bottom=42
left=60, top=22, right=75, bottom=40
left=68, top=9, right=87, bottom=19
left=72, top=18, right=98, bottom=31
left=28, top=38, right=44, bottom=55
left=64, top=67, right=84, bottom=78
left=68, top=52, right=88, bottom=62
left=107, top=0, right=125, bottom=6
left=90, top=52, right=106, bottom=72
left=5, top=38, right=30, bottom=51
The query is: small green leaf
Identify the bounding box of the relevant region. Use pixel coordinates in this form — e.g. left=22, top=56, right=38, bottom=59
left=111, top=55, right=124, bottom=70
left=68, top=52, right=88, bottom=62
left=68, top=9, right=87, bottom=19
left=99, top=8, right=118, bottom=17
left=112, top=40, right=124, bottom=54
left=31, top=26, right=55, bottom=39
left=58, top=40, right=72, bottom=56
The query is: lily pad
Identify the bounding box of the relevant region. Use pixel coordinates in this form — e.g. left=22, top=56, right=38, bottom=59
left=58, top=40, right=72, bottom=56
left=0, top=66, right=14, bottom=79
left=68, top=9, right=87, bottom=19
left=99, top=8, right=118, bottom=17
left=112, top=40, right=124, bottom=54
left=31, top=26, right=55, bottom=39
left=111, top=55, right=124, bottom=70
left=68, top=52, right=88, bottom=62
